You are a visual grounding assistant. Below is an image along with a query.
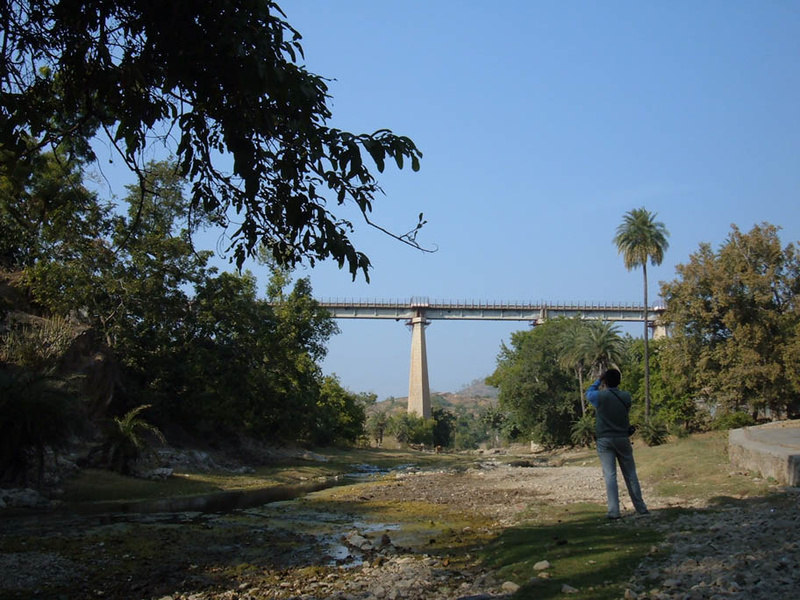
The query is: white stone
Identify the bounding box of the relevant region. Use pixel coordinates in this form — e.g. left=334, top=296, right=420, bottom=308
left=345, top=533, right=369, bottom=548
left=501, top=581, right=521, bottom=593
left=533, top=560, right=551, bottom=571
left=561, top=583, right=579, bottom=594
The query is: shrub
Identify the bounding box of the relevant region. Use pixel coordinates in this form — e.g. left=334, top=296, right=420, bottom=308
left=94, top=405, right=166, bottom=475
left=712, top=411, right=756, bottom=431
left=570, top=413, right=596, bottom=447
left=0, top=315, right=77, bottom=370
left=637, top=419, right=669, bottom=447
left=388, top=413, right=433, bottom=447
left=668, top=423, right=691, bottom=439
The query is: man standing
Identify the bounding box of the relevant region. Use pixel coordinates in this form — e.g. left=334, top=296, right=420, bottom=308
left=586, top=368, right=649, bottom=519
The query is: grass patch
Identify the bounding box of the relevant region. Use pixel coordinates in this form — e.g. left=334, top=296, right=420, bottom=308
left=633, top=431, right=775, bottom=502
left=482, top=503, right=662, bottom=599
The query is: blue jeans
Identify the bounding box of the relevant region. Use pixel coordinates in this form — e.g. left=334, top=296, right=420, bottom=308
left=597, top=436, right=648, bottom=517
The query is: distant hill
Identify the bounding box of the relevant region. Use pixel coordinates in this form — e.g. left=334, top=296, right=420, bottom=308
left=369, top=380, right=499, bottom=418
left=456, top=378, right=499, bottom=399
left=430, top=391, right=497, bottom=415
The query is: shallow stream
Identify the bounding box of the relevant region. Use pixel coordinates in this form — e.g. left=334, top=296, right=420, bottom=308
left=1, top=462, right=425, bottom=570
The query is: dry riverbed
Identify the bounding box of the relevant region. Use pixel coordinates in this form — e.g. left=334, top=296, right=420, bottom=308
left=1, top=444, right=796, bottom=600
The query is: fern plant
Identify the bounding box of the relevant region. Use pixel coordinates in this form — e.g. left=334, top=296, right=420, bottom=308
left=570, top=413, right=596, bottom=448
left=0, top=366, right=82, bottom=485
left=98, top=404, right=166, bottom=475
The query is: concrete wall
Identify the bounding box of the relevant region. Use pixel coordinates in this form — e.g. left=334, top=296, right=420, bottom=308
left=728, top=421, right=800, bottom=486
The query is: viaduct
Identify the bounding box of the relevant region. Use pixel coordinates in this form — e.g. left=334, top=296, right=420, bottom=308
left=318, top=298, right=665, bottom=419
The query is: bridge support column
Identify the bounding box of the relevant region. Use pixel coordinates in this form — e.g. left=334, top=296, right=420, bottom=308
left=407, top=315, right=431, bottom=419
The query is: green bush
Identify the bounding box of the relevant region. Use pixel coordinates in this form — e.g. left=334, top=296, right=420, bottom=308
left=432, top=407, right=456, bottom=448
left=570, top=413, right=595, bottom=448
left=94, top=404, right=166, bottom=476
left=668, top=423, right=691, bottom=439
left=637, top=419, right=669, bottom=447
left=712, top=410, right=756, bottom=431
left=388, top=413, right=434, bottom=447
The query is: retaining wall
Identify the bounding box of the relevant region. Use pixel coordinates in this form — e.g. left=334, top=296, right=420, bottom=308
left=728, top=420, right=800, bottom=486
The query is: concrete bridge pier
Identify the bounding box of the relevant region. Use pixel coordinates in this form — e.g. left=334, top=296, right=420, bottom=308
left=407, top=314, right=431, bottom=419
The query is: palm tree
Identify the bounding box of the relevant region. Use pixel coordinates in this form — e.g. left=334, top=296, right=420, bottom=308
left=558, top=318, right=590, bottom=416
left=613, top=207, right=669, bottom=421
left=583, top=321, right=624, bottom=377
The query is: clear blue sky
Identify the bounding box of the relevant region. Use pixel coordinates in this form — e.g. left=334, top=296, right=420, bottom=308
left=118, top=2, right=800, bottom=400
left=248, top=0, right=799, bottom=400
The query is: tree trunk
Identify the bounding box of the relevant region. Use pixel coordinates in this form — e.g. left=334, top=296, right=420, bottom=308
left=643, top=262, right=651, bottom=422
left=577, top=368, right=586, bottom=416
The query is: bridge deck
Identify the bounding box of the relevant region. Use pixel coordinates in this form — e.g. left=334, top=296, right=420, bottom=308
left=317, top=299, right=662, bottom=322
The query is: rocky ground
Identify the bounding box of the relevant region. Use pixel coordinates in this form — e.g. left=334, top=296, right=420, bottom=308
left=622, top=497, right=800, bottom=600
left=1, top=451, right=798, bottom=599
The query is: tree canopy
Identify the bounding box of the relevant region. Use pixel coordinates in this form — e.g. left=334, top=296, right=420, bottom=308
left=1, top=154, right=369, bottom=485
left=488, top=319, right=581, bottom=448
left=0, top=0, right=424, bottom=279
left=660, top=223, right=800, bottom=418
left=614, top=208, right=670, bottom=272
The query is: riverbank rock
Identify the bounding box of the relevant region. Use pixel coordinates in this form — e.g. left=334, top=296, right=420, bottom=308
left=132, top=466, right=174, bottom=481
left=0, top=487, right=51, bottom=508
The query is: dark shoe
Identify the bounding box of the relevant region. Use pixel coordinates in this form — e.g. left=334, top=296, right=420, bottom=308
left=606, top=513, right=622, bottom=520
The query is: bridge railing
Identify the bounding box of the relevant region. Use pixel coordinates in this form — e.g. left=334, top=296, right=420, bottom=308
left=318, top=298, right=655, bottom=311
